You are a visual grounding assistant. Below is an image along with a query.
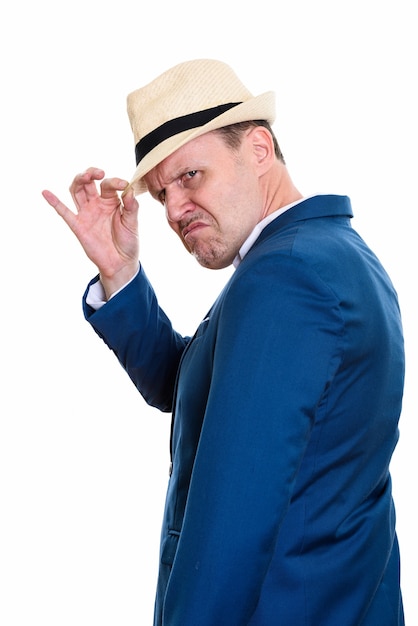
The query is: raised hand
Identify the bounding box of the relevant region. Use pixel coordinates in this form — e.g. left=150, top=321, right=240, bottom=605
left=42, top=167, right=140, bottom=299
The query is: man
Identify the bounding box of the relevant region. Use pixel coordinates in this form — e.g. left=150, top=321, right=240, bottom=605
left=42, top=59, right=405, bottom=625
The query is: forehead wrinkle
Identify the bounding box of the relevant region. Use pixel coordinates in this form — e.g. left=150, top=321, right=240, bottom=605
left=154, top=158, right=182, bottom=187
left=145, top=163, right=171, bottom=198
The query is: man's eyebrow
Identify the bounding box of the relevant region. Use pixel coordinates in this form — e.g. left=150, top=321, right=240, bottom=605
left=148, top=163, right=200, bottom=198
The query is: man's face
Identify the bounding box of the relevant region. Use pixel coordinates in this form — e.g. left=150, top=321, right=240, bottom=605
left=144, top=130, right=266, bottom=269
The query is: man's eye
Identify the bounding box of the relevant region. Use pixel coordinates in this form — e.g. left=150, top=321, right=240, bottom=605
left=183, top=170, right=197, bottom=182
left=158, top=190, right=166, bottom=205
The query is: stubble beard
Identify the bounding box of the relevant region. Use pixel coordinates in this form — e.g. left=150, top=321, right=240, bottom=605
left=189, top=234, right=233, bottom=270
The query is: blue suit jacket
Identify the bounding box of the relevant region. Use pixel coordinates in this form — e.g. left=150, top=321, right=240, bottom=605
left=83, top=195, right=404, bottom=625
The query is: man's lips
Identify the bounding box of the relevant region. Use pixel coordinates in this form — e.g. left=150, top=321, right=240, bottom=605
left=182, top=221, right=208, bottom=239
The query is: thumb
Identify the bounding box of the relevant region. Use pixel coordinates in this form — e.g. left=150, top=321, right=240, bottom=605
left=120, top=186, right=139, bottom=216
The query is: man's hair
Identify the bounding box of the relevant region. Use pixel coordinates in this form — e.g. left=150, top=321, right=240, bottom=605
left=214, top=120, right=285, bottom=164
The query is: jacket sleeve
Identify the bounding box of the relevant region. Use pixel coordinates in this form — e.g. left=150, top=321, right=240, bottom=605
left=162, top=255, right=344, bottom=624
left=82, top=266, right=189, bottom=412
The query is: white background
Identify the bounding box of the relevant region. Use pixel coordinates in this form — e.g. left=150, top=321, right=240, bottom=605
left=1, top=0, right=416, bottom=623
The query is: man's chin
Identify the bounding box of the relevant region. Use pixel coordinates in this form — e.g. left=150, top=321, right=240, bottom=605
left=192, top=249, right=233, bottom=271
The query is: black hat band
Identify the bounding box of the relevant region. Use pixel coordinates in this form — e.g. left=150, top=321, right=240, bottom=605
left=135, top=102, right=241, bottom=165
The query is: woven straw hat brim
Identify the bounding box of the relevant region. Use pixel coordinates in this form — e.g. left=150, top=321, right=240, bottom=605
left=126, top=90, right=275, bottom=196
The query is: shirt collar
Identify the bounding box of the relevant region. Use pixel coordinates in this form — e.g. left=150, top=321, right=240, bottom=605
left=233, top=196, right=311, bottom=268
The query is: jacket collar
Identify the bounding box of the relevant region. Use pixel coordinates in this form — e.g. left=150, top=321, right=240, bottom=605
left=234, top=194, right=353, bottom=267
left=255, top=193, right=353, bottom=243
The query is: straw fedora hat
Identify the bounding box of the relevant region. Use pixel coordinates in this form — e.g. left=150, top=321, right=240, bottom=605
left=126, top=59, right=276, bottom=195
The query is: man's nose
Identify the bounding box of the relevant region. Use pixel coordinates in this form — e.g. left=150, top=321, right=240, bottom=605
left=165, top=185, right=194, bottom=224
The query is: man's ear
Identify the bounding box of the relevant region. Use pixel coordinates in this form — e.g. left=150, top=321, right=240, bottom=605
left=248, top=126, right=276, bottom=175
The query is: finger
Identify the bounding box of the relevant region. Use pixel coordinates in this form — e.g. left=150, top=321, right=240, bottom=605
left=70, top=167, right=105, bottom=207
left=120, top=186, right=139, bottom=214
left=42, top=189, right=77, bottom=230
left=100, top=176, right=130, bottom=200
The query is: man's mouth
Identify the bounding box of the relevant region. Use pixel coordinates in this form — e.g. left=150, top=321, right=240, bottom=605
left=182, top=221, right=208, bottom=239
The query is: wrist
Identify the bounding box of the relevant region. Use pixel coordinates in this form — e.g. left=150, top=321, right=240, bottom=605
left=100, top=262, right=139, bottom=300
